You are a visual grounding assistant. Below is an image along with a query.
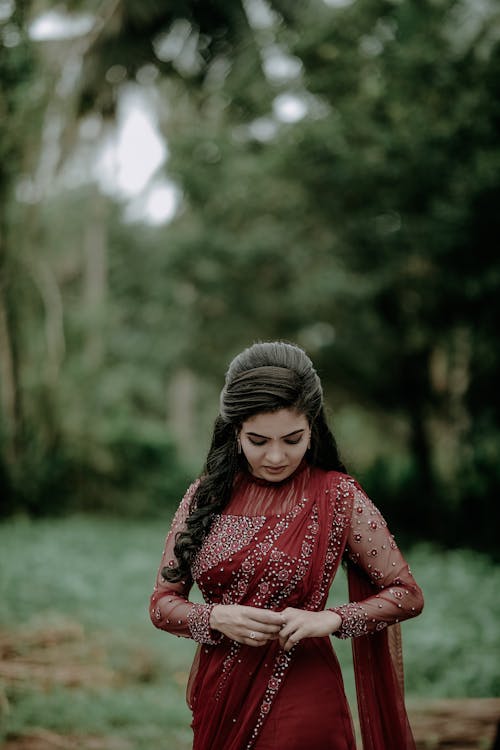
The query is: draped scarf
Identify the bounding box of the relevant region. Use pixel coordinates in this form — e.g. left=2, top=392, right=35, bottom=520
left=349, top=568, right=416, bottom=749
left=188, top=468, right=415, bottom=750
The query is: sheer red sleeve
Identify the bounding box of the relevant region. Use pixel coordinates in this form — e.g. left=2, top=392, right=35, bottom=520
left=330, top=480, right=424, bottom=638
left=149, top=480, right=221, bottom=645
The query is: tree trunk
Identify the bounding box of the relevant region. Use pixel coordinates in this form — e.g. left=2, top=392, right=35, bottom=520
left=83, top=195, right=108, bottom=368
left=0, top=239, right=21, bottom=468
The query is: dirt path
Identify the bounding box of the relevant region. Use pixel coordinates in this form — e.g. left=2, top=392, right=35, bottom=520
left=409, top=697, right=500, bottom=749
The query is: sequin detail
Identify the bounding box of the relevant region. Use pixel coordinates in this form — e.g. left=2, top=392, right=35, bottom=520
left=330, top=482, right=422, bottom=639
left=192, top=515, right=266, bottom=579
left=303, top=477, right=353, bottom=611
left=195, top=497, right=310, bottom=610
left=331, top=602, right=369, bottom=638
left=187, top=602, right=220, bottom=644
left=246, top=651, right=292, bottom=749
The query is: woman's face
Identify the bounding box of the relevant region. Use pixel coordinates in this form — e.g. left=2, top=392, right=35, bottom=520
left=239, top=408, right=311, bottom=482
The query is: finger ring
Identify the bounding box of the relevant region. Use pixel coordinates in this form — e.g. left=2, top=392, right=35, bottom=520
left=249, top=631, right=256, bottom=639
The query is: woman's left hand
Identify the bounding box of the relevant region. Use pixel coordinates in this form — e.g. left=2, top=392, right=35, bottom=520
left=278, top=608, right=342, bottom=652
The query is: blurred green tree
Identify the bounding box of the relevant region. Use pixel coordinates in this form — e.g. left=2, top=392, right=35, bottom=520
left=0, top=0, right=498, bottom=553
left=145, top=0, right=500, bottom=547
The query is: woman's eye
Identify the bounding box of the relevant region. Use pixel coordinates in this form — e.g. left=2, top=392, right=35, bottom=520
left=249, top=439, right=266, bottom=446
left=285, top=438, right=302, bottom=445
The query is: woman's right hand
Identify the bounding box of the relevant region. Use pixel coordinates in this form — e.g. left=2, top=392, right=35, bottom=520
left=209, top=604, right=284, bottom=647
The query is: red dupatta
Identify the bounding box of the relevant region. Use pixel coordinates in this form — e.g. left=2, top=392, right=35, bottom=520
left=188, top=467, right=416, bottom=749
left=348, top=564, right=416, bottom=749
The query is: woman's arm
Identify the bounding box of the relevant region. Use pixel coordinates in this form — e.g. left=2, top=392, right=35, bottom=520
left=149, top=480, right=221, bottom=645
left=150, top=481, right=285, bottom=647
left=329, top=481, right=424, bottom=638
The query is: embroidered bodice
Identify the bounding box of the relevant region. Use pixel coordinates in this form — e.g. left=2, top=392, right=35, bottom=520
left=150, top=466, right=423, bottom=643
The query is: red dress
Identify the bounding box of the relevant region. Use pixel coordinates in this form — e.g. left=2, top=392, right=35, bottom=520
left=150, top=463, right=423, bottom=749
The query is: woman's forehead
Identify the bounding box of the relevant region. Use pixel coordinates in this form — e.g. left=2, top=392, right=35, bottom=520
left=241, top=409, right=308, bottom=435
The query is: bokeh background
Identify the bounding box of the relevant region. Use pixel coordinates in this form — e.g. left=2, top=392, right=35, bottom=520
left=1, top=1, right=499, bottom=748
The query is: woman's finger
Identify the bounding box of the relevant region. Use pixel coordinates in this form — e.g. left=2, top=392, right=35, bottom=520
left=279, top=617, right=306, bottom=648
left=247, top=609, right=284, bottom=627
left=279, top=621, right=301, bottom=640
left=247, top=621, right=282, bottom=635
left=241, top=630, right=275, bottom=647
left=281, top=632, right=301, bottom=651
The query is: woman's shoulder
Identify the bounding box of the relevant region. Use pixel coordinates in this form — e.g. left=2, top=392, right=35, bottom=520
left=185, top=476, right=202, bottom=497
left=311, top=467, right=373, bottom=508
left=311, top=465, right=360, bottom=492
left=175, top=477, right=202, bottom=512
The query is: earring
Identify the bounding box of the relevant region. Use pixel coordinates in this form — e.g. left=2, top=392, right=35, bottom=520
left=237, top=438, right=242, bottom=454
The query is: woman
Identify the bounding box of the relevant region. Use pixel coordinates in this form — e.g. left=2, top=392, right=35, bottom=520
left=150, top=341, right=424, bottom=750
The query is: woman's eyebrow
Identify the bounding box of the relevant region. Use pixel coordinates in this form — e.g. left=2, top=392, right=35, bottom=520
left=245, top=429, right=306, bottom=439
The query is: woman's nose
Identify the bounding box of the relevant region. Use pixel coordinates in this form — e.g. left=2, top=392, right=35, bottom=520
left=265, top=443, right=285, bottom=464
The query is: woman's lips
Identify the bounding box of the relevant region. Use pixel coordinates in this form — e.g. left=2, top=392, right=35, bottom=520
left=263, top=466, right=287, bottom=473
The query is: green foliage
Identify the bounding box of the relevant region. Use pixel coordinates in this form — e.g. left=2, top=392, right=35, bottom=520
left=0, top=184, right=191, bottom=517
left=0, top=1, right=38, bottom=187
left=1, top=0, right=499, bottom=548
left=4, top=686, right=193, bottom=750
left=151, top=0, right=500, bottom=550
left=0, top=384, right=190, bottom=518
left=80, top=416, right=191, bottom=516
left=0, top=515, right=197, bottom=748
left=402, top=544, right=500, bottom=697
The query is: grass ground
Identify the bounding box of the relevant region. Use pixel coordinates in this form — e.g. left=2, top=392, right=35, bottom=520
left=0, top=516, right=498, bottom=749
